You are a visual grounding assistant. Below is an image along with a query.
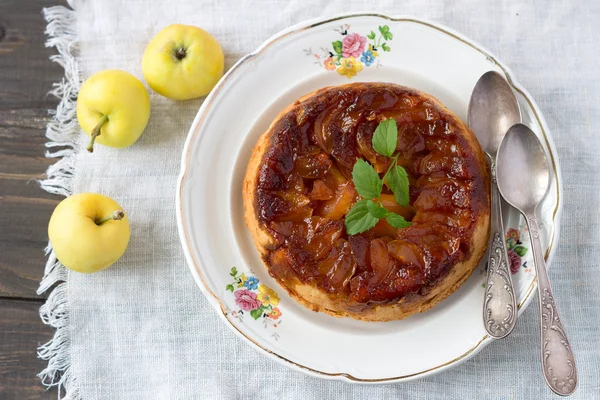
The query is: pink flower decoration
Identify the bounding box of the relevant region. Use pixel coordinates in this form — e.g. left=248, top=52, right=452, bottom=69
left=342, top=33, right=367, bottom=58
left=508, top=249, right=522, bottom=274
left=234, top=289, right=262, bottom=311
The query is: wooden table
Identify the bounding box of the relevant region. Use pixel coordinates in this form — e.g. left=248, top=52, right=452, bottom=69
left=0, top=1, right=66, bottom=398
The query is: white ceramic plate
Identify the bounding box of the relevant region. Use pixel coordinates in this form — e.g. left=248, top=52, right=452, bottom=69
left=176, top=14, right=562, bottom=383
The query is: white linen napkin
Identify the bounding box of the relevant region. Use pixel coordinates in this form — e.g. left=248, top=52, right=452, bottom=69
left=40, top=0, right=600, bottom=398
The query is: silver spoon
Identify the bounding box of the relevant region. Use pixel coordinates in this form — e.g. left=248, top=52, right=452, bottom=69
left=497, top=123, right=577, bottom=396
left=468, top=71, right=521, bottom=338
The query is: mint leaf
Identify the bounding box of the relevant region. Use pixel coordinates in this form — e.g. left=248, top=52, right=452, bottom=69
left=367, top=200, right=388, bottom=218
left=352, top=159, right=382, bottom=199
left=367, top=31, right=376, bottom=40
left=332, top=40, right=343, bottom=54
left=250, top=307, right=264, bottom=320
left=226, top=284, right=234, bottom=292
left=386, top=212, right=411, bottom=228
left=385, top=165, right=410, bottom=207
left=345, top=199, right=379, bottom=235
left=372, top=119, right=398, bottom=157
left=381, top=43, right=391, bottom=52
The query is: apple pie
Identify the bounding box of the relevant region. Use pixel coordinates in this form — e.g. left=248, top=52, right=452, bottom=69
left=243, top=82, right=490, bottom=321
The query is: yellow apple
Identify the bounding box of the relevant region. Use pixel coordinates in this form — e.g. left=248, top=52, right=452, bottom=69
left=142, top=24, right=224, bottom=100
left=48, top=193, right=131, bottom=273
left=77, top=69, right=150, bottom=152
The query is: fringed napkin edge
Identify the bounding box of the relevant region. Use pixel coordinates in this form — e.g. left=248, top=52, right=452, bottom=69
left=38, top=1, right=81, bottom=399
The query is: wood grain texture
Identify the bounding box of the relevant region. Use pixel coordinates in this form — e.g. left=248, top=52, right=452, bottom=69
left=0, top=0, right=68, bottom=398
left=0, top=0, right=67, bottom=299
left=0, top=299, right=54, bottom=400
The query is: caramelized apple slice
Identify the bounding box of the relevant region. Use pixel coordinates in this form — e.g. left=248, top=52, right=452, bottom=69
left=369, top=238, right=395, bottom=284
left=305, top=218, right=344, bottom=260
left=418, top=151, right=468, bottom=179
left=399, top=224, right=462, bottom=280
left=308, top=180, right=333, bottom=201
left=348, top=235, right=369, bottom=273
left=425, top=137, right=462, bottom=154
left=356, top=121, right=378, bottom=165
left=413, top=178, right=471, bottom=211
left=319, top=182, right=359, bottom=220
left=368, top=219, right=398, bottom=238
left=319, top=239, right=357, bottom=291
left=269, top=246, right=319, bottom=281
left=259, top=189, right=313, bottom=223
left=280, top=190, right=310, bottom=208
left=274, top=206, right=313, bottom=222
left=331, top=133, right=360, bottom=176
left=384, top=264, right=422, bottom=298
left=269, top=220, right=307, bottom=239
left=381, top=106, right=434, bottom=124
left=413, top=186, right=454, bottom=212
left=295, top=152, right=333, bottom=179
left=415, top=175, right=454, bottom=187
left=313, top=104, right=341, bottom=153
left=397, top=123, right=426, bottom=155
left=321, top=165, right=347, bottom=191
left=387, top=240, right=427, bottom=270
left=337, top=164, right=355, bottom=181
left=268, top=248, right=294, bottom=279
left=399, top=224, right=461, bottom=260
left=412, top=210, right=472, bottom=231
left=287, top=174, right=305, bottom=193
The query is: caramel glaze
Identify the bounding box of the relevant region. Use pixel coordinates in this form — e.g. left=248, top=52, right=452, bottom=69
left=254, top=83, right=488, bottom=306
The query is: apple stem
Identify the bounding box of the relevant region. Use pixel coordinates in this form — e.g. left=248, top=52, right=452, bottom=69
left=95, top=210, right=125, bottom=225
left=175, top=47, right=186, bottom=60
left=87, top=114, right=109, bottom=153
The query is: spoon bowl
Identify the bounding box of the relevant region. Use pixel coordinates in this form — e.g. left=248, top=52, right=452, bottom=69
left=468, top=71, right=521, bottom=157
left=497, top=124, right=551, bottom=213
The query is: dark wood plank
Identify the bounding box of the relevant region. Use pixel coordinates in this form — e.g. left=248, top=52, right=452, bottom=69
left=0, top=1, right=67, bottom=396
left=0, top=299, right=54, bottom=400
left=0, top=0, right=66, bottom=110
left=0, top=195, right=58, bottom=298
left=0, top=0, right=67, bottom=299
left=0, top=240, right=50, bottom=299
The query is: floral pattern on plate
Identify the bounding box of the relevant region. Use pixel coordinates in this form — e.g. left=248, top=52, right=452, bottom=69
left=481, top=226, right=531, bottom=287
left=226, top=267, right=282, bottom=340
left=505, top=227, right=530, bottom=274
left=304, top=24, right=393, bottom=78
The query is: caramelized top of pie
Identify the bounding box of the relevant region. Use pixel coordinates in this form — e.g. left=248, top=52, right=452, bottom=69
left=253, top=83, right=488, bottom=304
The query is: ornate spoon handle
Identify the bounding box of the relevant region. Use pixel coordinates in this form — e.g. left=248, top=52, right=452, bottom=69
left=483, top=164, right=518, bottom=338
left=526, top=215, right=577, bottom=396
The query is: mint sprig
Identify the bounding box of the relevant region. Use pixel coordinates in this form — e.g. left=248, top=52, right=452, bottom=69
left=345, top=119, right=412, bottom=235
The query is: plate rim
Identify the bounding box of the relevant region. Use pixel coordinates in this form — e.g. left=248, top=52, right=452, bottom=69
left=175, top=12, right=563, bottom=383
